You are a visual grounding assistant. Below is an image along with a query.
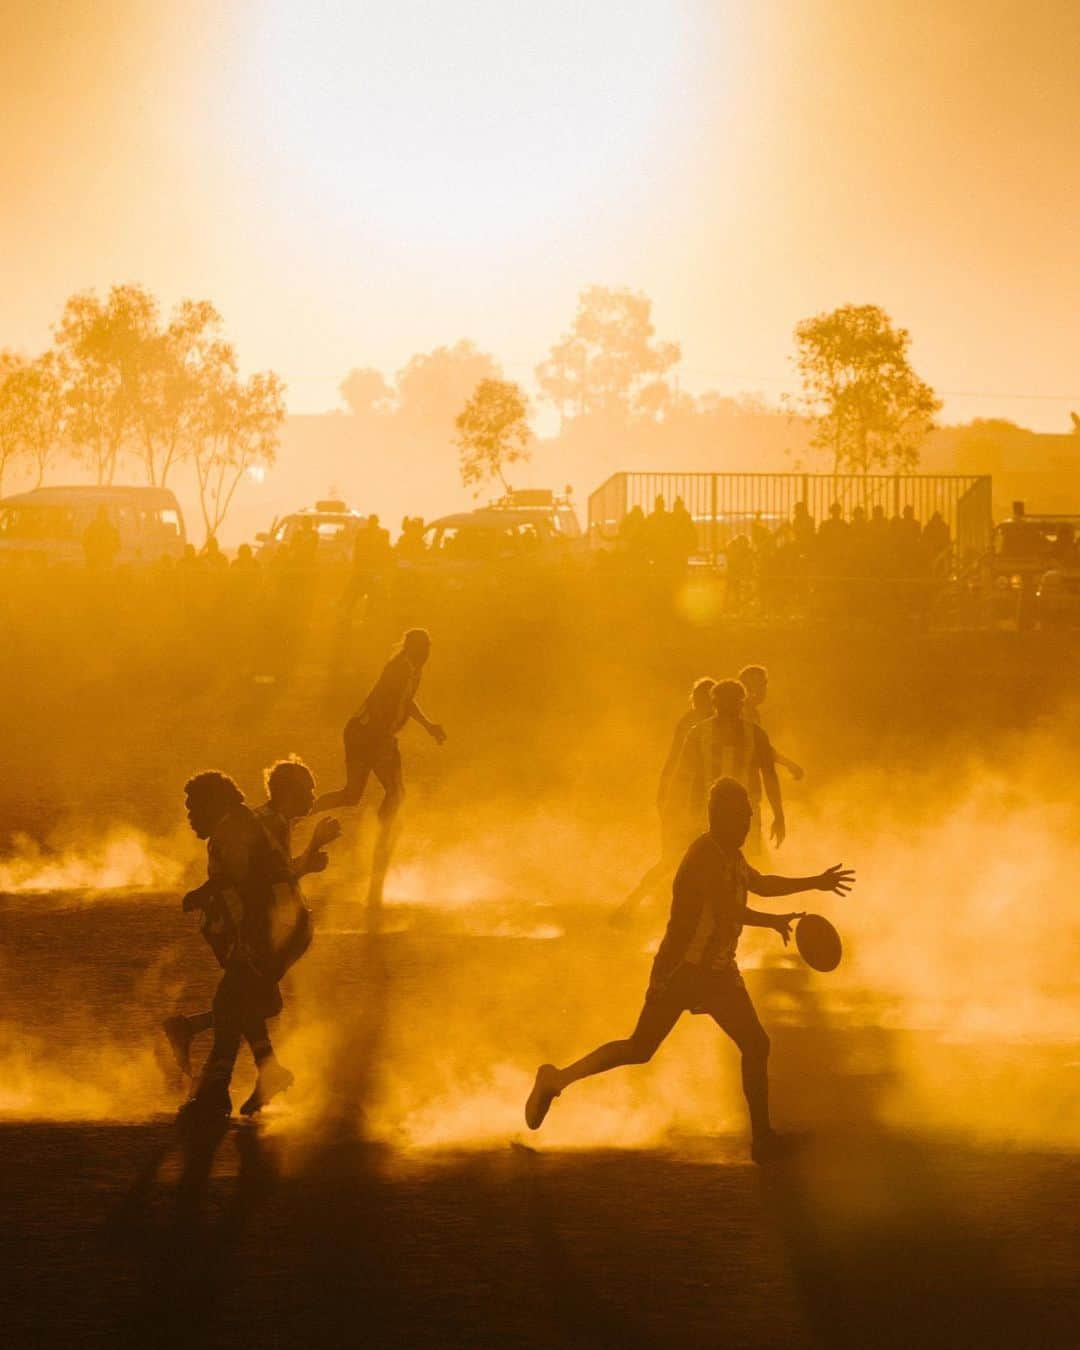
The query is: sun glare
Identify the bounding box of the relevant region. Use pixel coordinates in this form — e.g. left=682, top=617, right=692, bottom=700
left=241, top=0, right=692, bottom=252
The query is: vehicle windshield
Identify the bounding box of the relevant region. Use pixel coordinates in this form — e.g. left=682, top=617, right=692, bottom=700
left=995, top=520, right=1077, bottom=560
left=0, top=505, right=77, bottom=541
left=275, top=516, right=352, bottom=543
left=427, top=519, right=552, bottom=560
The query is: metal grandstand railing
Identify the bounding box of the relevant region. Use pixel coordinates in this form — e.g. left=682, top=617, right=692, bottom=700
left=587, top=472, right=993, bottom=560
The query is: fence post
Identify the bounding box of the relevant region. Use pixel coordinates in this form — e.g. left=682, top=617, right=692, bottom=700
left=710, top=474, right=718, bottom=561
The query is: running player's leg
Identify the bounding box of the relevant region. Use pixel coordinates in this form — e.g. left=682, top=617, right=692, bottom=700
left=610, top=813, right=687, bottom=924
left=239, top=1006, right=294, bottom=1115
left=162, top=1008, right=214, bottom=1076
left=367, top=739, right=404, bottom=908
left=184, top=970, right=244, bottom=1118
left=559, top=988, right=684, bottom=1083
left=313, top=719, right=373, bottom=812
left=611, top=856, right=674, bottom=924
left=525, top=975, right=687, bottom=1128
left=702, top=974, right=772, bottom=1143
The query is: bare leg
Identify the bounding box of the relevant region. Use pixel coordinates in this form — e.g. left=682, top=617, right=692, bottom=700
left=704, top=979, right=772, bottom=1141
left=315, top=723, right=371, bottom=814
left=366, top=743, right=404, bottom=911
left=366, top=802, right=402, bottom=910
left=611, top=816, right=688, bottom=924
left=609, top=856, right=673, bottom=925
left=554, top=990, right=682, bottom=1090
left=312, top=787, right=358, bottom=813
left=526, top=984, right=684, bottom=1128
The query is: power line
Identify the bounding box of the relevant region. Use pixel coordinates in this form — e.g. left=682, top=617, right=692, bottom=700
left=284, top=367, right=1080, bottom=404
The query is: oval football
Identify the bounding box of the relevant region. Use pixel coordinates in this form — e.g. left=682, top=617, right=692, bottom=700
left=795, top=913, right=842, bottom=972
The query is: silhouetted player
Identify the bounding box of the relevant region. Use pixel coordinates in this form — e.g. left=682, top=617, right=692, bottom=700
left=165, top=759, right=338, bottom=1113
left=611, top=676, right=715, bottom=923
left=672, top=677, right=784, bottom=853
left=526, top=777, right=854, bottom=1161
left=314, top=628, right=445, bottom=908
left=738, top=664, right=804, bottom=781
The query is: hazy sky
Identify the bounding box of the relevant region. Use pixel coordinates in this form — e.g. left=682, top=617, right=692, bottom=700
left=3, top=0, right=1079, bottom=428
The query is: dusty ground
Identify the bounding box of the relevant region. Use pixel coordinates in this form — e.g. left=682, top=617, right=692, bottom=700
left=1, top=893, right=1077, bottom=1349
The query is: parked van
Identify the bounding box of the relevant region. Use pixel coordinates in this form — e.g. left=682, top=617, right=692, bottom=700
left=0, top=485, right=187, bottom=565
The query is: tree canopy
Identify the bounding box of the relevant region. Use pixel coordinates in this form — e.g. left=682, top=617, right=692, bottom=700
left=792, top=303, right=940, bottom=473
left=455, top=378, right=531, bottom=492
left=0, top=282, right=284, bottom=541
left=535, top=285, right=680, bottom=426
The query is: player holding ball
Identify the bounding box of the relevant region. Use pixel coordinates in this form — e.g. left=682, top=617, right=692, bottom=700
left=525, top=776, right=854, bottom=1162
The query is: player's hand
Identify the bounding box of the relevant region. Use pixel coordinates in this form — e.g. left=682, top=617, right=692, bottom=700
left=772, top=912, right=805, bottom=945
left=429, top=723, right=447, bottom=746
left=817, top=864, right=854, bottom=895
left=770, top=815, right=786, bottom=847
left=306, top=849, right=330, bottom=874
left=311, top=816, right=341, bottom=848
left=788, top=761, right=805, bottom=782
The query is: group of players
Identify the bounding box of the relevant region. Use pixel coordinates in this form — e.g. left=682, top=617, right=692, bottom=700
left=165, top=627, right=443, bottom=1123
left=166, top=638, right=855, bottom=1161
left=526, top=666, right=853, bottom=1162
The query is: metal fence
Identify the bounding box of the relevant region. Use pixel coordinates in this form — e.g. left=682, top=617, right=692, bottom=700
left=587, top=472, right=993, bottom=559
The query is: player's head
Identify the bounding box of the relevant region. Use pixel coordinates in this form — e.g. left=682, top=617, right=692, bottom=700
left=738, top=664, right=768, bottom=705
left=401, top=627, right=431, bottom=666
left=264, top=756, right=316, bottom=820
left=690, top=676, right=716, bottom=713
left=707, top=777, right=753, bottom=847
left=711, top=678, right=746, bottom=720
left=184, top=770, right=244, bottom=839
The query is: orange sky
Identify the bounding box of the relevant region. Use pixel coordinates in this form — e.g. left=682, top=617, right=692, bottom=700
left=3, top=0, right=1079, bottom=429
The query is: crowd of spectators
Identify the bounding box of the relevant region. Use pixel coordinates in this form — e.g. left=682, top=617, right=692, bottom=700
left=722, top=499, right=953, bottom=616
left=1, top=490, right=965, bottom=640
left=616, top=495, right=698, bottom=571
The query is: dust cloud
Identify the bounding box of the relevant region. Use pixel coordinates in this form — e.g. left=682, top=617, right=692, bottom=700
left=0, top=572, right=1077, bottom=1156
left=256, top=702, right=1080, bottom=1159
left=0, top=825, right=194, bottom=896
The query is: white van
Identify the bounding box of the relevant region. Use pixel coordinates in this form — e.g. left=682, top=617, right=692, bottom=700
left=0, top=485, right=187, bottom=565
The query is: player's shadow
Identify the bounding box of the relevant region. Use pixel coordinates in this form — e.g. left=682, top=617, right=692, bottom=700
left=108, top=1113, right=283, bottom=1348
left=758, top=1131, right=1025, bottom=1350
left=510, top=1144, right=657, bottom=1350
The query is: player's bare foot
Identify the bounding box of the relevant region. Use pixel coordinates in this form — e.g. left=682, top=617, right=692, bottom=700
left=240, top=1061, right=295, bottom=1116
left=525, top=1064, right=561, bottom=1130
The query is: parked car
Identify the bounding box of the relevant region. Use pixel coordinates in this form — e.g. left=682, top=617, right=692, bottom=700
left=420, top=489, right=582, bottom=564
left=986, top=504, right=1080, bottom=628
left=255, top=500, right=367, bottom=562
left=0, top=485, right=186, bottom=565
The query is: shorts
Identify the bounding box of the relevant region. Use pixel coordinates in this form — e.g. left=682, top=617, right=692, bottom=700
left=213, top=960, right=283, bottom=1024
left=343, top=720, right=403, bottom=804
left=633, top=962, right=767, bottom=1056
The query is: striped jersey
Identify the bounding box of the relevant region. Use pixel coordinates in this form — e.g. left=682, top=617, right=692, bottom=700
left=651, top=833, right=762, bottom=979
left=673, top=715, right=775, bottom=818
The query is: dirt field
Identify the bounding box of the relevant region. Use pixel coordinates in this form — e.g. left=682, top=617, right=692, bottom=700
left=2, top=587, right=1079, bottom=1346
left=2, top=892, right=1078, bottom=1349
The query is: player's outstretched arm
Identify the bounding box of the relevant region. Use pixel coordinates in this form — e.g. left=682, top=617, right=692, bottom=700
left=749, top=865, right=855, bottom=898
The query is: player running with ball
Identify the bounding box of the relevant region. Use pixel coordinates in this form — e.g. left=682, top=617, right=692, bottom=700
left=525, top=777, right=854, bottom=1162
